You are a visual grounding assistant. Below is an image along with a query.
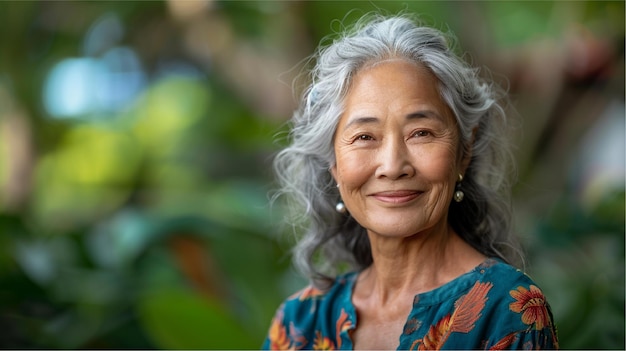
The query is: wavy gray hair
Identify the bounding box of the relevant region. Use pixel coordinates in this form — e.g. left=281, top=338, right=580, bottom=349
left=273, top=13, right=521, bottom=289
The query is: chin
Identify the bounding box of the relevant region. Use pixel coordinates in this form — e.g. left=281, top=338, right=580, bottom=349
left=367, top=221, right=432, bottom=238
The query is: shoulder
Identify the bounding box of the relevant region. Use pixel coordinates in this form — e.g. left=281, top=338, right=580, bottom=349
left=475, top=259, right=560, bottom=349
left=475, top=259, right=552, bottom=317
left=476, top=258, right=549, bottom=305
left=263, top=273, right=357, bottom=350
left=282, top=272, right=355, bottom=314
left=473, top=258, right=538, bottom=289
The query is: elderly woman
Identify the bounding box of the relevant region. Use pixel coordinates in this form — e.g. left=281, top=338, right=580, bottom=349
left=264, top=13, right=558, bottom=350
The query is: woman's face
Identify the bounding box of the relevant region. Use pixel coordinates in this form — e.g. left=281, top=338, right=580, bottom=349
left=331, top=59, right=468, bottom=239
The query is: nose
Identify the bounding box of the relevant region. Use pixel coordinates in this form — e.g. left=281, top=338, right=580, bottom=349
left=375, top=137, right=415, bottom=180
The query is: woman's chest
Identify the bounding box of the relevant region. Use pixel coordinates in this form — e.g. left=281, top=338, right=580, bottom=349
left=350, top=316, right=407, bottom=350
left=349, top=296, right=415, bottom=350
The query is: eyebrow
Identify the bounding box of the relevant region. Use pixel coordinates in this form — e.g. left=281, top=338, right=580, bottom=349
left=342, top=116, right=379, bottom=130
left=406, top=110, right=444, bottom=121
left=342, top=110, right=443, bottom=131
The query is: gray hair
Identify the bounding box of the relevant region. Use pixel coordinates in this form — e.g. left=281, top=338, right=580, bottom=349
left=273, top=13, right=521, bottom=289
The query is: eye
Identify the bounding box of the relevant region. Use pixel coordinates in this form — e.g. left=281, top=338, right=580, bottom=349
left=355, top=134, right=374, bottom=141
left=411, top=130, right=431, bottom=138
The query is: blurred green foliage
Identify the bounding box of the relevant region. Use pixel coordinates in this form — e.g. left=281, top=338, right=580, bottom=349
left=0, top=1, right=623, bottom=349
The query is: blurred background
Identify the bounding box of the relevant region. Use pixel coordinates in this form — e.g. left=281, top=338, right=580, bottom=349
left=0, top=1, right=623, bottom=349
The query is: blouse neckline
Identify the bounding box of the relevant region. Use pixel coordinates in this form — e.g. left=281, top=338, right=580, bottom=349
left=339, top=258, right=500, bottom=341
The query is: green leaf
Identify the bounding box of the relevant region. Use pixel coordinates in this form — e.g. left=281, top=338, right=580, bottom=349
left=137, top=288, right=257, bottom=349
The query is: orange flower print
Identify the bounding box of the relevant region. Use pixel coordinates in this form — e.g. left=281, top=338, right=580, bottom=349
left=313, top=331, right=335, bottom=350
left=335, top=309, right=353, bottom=349
left=268, top=310, right=293, bottom=350
left=416, top=314, right=452, bottom=350
left=488, top=331, right=519, bottom=350
left=509, top=285, right=551, bottom=330
left=411, top=282, right=493, bottom=351
left=268, top=309, right=307, bottom=350
left=294, top=285, right=324, bottom=301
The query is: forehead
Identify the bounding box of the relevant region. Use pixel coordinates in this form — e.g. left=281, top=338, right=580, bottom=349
left=341, top=59, right=454, bottom=123
left=349, top=59, right=439, bottom=97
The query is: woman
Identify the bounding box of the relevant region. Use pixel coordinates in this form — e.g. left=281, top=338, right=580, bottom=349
left=264, top=13, right=558, bottom=350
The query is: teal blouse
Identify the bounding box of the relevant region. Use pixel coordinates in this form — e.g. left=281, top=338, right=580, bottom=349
left=263, top=258, right=558, bottom=350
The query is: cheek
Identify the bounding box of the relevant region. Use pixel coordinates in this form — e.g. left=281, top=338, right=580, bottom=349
left=335, top=151, right=373, bottom=189
left=428, top=161, right=455, bottom=185
left=416, top=144, right=459, bottom=181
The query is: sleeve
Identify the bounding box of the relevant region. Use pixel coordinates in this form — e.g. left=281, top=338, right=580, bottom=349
left=261, top=287, right=317, bottom=350
left=262, top=282, right=336, bottom=350
left=261, top=303, right=296, bottom=350
left=487, top=279, right=559, bottom=350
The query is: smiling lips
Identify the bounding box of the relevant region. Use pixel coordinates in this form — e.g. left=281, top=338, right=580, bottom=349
left=371, top=190, right=423, bottom=204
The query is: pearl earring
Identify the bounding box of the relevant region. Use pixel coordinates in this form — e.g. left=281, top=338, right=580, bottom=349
left=335, top=183, right=347, bottom=213
left=335, top=201, right=347, bottom=214
left=454, top=173, right=465, bottom=203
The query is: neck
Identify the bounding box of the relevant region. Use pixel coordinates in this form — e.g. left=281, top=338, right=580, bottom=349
left=357, top=225, right=485, bottom=306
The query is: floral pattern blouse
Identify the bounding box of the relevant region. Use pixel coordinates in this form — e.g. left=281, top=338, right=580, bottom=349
left=263, top=258, right=559, bottom=350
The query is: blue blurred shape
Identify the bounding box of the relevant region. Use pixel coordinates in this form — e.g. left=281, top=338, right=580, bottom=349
left=97, top=46, right=146, bottom=112
left=82, top=12, right=124, bottom=57
left=43, top=58, right=103, bottom=118
left=43, top=48, right=145, bottom=119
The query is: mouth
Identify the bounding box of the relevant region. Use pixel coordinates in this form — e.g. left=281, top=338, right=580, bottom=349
left=371, top=190, right=423, bottom=204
